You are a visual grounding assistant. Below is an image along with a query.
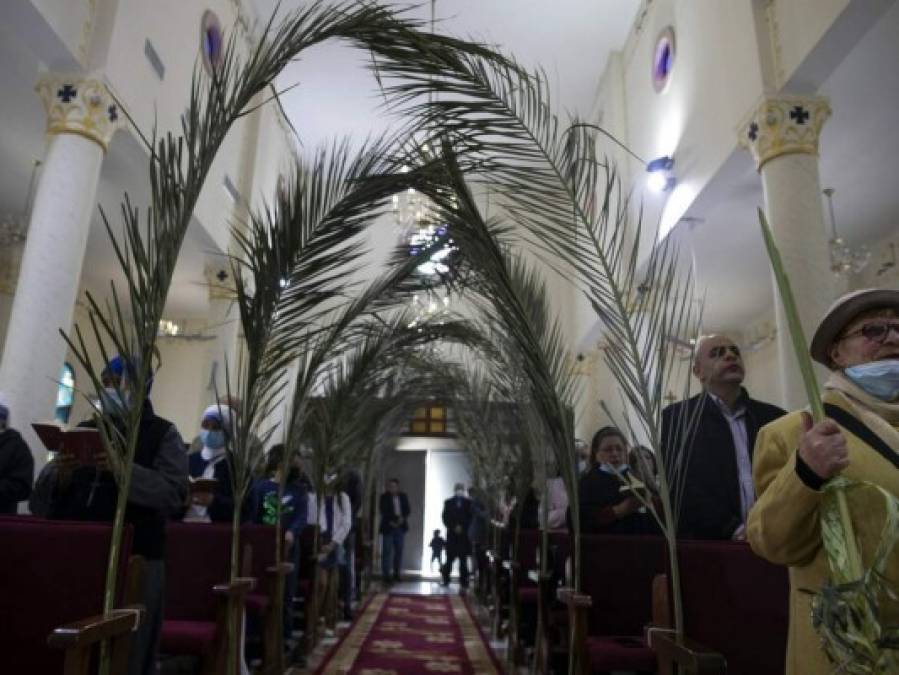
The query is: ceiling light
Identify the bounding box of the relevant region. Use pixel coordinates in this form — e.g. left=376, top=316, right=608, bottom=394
left=646, top=155, right=676, bottom=193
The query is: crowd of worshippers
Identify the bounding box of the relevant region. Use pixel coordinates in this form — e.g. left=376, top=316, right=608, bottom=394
left=2, top=287, right=899, bottom=675
left=0, top=365, right=363, bottom=675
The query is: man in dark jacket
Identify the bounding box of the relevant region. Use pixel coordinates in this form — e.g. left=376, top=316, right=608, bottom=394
left=662, top=335, right=785, bottom=540
left=378, top=478, right=410, bottom=582
left=0, top=392, right=34, bottom=514
left=441, top=482, right=473, bottom=590
left=45, top=357, right=188, bottom=675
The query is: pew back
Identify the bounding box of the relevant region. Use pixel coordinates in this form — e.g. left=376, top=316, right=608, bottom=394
left=0, top=517, right=133, bottom=674
left=676, top=540, right=789, bottom=675
left=579, top=534, right=667, bottom=636
left=164, top=522, right=235, bottom=620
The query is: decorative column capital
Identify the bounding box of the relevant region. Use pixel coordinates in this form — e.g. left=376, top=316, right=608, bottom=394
left=739, top=95, right=831, bottom=172
left=204, top=262, right=235, bottom=301
left=35, top=73, right=123, bottom=151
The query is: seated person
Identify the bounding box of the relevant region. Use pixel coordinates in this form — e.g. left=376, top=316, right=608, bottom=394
left=575, top=426, right=652, bottom=535
left=184, top=403, right=236, bottom=523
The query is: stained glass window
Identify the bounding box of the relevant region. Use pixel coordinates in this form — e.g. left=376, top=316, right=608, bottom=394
left=55, top=362, right=75, bottom=424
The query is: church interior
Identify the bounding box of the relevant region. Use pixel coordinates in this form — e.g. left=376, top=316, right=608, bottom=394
left=2, top=0, right=899, bottom=673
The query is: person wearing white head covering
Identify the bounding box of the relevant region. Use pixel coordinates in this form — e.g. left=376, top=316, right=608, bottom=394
left=184, top=403, right=237, bottom=523
left=0, top=391, right=34, bottom=514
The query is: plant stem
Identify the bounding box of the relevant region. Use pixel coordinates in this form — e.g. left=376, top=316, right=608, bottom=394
left=757, top=207, right=862, bottom=580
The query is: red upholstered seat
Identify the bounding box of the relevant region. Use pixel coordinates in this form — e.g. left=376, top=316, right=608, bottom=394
left=0, top=518, right=134, bottom=674
left=586, top=636, right=657, bottom=671
left=160, top=620, right=218, bottom=655
left=578, top=535, right=666, bottom=674
left=240, top=524, right=278, bottom=618
left=161, top=523, right=235, bottom=657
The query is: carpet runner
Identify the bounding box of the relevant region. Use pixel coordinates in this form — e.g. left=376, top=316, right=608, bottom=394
left=315, top=593, right=503, bottom=674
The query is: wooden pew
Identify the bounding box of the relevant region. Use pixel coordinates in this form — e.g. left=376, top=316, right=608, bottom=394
left=241, top=524, right=293, bottom=675
left=160, top=522, right=255, bottom=675
left=559, top=534, right=666, bottom=674
left=648, top=540, right=789, bottom=675
left=0, top=517, right=142, bottom=675
left=508, top=528, right=541, bottom=664
left=295, top=524, right=320, bottom=654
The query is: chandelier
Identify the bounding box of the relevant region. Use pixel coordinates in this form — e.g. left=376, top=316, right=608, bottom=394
left=392, top=166, right=458, bottom=329
left=0, top=160, right=40, bottom=248
left=824, top=187, right=870, bottom=276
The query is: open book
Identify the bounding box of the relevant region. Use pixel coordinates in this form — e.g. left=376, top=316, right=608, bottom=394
left=189, top=477, right=218, bottom=495
left=32, top=423, right=103, bottom=465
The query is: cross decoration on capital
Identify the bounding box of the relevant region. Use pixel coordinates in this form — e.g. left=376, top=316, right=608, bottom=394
left=738, top=96, right=831, bottom=172
left=37, top=74, right=123, bottom=151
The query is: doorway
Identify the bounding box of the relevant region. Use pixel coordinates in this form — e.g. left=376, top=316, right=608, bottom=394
left=381, top=450, right=426, bottom=575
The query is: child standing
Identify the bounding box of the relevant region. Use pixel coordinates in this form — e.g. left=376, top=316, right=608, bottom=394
left=429, top=529, right=446, bottom=570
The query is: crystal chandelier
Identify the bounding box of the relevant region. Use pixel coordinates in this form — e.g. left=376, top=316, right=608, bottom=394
left=0, top=160, right=40, bottom=248
left=824, top=187, right=870, bottom=276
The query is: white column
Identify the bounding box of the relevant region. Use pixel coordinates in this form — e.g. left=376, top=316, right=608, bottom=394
left=0, top=74, right=121, bottom=458
left=741, top=96, right=842, bottom=410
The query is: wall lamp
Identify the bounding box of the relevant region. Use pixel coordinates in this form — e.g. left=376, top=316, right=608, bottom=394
left=646, top=155, right=676, bottom=193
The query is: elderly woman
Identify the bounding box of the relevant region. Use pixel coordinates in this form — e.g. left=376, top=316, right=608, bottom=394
left=576, top=426, right=652, bottom=535
left=748, top=288, right=899, bottom=674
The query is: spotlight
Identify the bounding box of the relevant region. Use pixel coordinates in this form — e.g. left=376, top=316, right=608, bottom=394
left=646, top=155, right=676, bottom=193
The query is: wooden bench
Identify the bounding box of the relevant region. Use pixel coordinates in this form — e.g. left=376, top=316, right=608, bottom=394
left=560, top=534, right=666, bottom=674
left=648, top=540, right=788, bottom=675
left=161, top=522, right=255, bottom=675
left=241, top=524, right=293, bottom=675
left=0, top=516, right=142, bottom=675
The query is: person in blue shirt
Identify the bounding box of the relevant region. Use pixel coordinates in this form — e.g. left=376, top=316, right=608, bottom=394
left=248, top=444, right=308, bottom=641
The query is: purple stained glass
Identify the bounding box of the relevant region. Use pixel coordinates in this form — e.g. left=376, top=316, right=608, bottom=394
left=652, top=27, right=676, bottom=93
left=200, top=10, right=224, bottom=73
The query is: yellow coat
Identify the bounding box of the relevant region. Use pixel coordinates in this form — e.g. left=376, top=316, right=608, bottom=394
left=748, top=384, right=899, bottom=675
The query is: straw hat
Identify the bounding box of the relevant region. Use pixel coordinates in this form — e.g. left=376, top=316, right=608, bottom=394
left=810, top=288, right=899, bottom=366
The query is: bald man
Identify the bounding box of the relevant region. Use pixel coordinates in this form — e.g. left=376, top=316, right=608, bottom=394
left=662, top=335, right=785, bottom=540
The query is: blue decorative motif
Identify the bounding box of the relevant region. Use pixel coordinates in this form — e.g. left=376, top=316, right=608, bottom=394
left=789, top=106, right=809, bottom=125
left=57, top=84, right=77, bottom=103
left=107, top=105, right=118, bottom=122
left=747, top=122, right=759, bottom=142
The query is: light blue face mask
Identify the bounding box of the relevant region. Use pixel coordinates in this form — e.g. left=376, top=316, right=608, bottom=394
left=845, top=359, right=899, bottom=401
left=101, top=388, right=130, bottom=416
left=201, top=429, right=226, bottom=450
left=599, top=463, right=629, bottom=475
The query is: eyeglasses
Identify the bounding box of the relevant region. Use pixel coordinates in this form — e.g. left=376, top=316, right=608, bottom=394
left=839, top=321, right=899, bottom=344
left=708, top=345, right=741, bottom=359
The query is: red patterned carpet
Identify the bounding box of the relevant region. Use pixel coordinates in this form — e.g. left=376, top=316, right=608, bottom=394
left=315, top=593, right=503, bottom=674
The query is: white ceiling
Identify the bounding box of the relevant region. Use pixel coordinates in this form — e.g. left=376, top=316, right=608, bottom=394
left=677, top=0, right=899, bottom=331
left=250, top=0, right=641, bottom=149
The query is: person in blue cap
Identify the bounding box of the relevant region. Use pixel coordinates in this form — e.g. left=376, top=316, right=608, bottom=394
left=46, top=355, right=188, bottom=675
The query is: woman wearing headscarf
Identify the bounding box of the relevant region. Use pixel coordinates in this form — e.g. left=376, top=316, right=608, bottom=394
left=749, top=288, right=899, bottom=674
left=184, top=403, right=237, bottom=523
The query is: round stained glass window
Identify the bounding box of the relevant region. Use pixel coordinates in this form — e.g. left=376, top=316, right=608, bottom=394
left=652, top=27, right=676, bottom=93
left=200, top=10, right=224, bottom=74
